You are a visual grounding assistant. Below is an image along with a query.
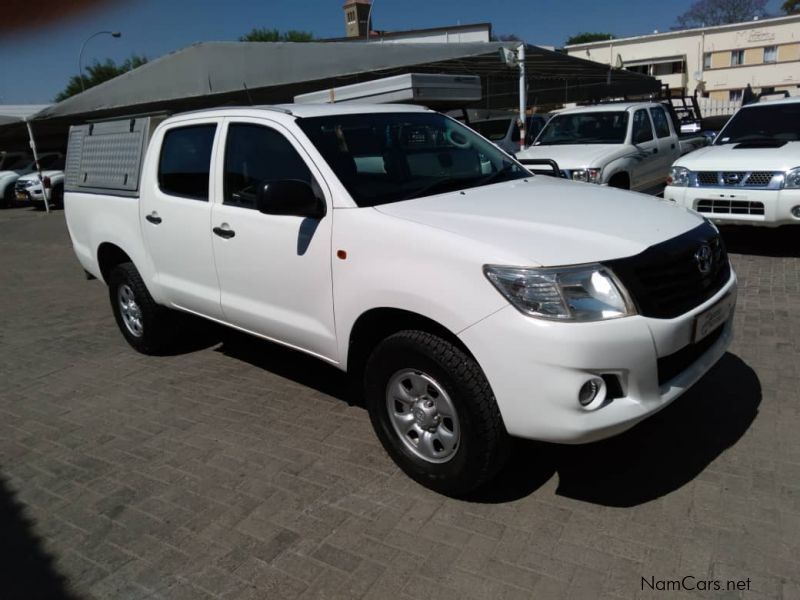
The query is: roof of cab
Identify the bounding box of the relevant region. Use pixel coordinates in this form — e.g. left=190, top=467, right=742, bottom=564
left=172, top=103, right=432, bottom=121
left=556, top=101, right=661, bottom=114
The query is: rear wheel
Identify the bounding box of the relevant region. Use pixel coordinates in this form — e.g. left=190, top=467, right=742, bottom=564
left=364, top=330, right=509, bottom=496
left=51, top=184, right=64, bottom=209
left=108, top=262, right=175, bottom=355
left=1, top=185, right=12, bottom=208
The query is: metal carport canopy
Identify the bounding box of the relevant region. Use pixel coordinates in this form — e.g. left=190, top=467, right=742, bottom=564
left=32, top=41, right=659, bottom=124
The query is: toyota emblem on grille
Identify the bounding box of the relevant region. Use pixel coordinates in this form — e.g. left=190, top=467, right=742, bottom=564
left=694, top=244, right=713, bottom=274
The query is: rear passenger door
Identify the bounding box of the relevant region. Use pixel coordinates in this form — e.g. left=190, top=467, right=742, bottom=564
left=209, top=118, right=337, bottom=360
left=629, top=109, right=660, bottom=191
left=140, top=119, right=224, bottom=319
left=649, top=105, right=680, bottom=183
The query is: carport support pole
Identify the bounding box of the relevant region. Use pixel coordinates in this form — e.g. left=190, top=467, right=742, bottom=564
left=24, top=118, right=49, bottom=214
left=518, top=43, right=526, bottom=152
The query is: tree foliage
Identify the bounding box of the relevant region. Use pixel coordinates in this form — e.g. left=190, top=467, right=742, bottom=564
left=55, top=55, right=148, bottom=101
left=490, top=33, right=522, bottom=42
left=239, top=28, right=314, bottom=42
left=675, top=0, right=768, bottom=28
left=782, top=0, right=800, bottom=13
left=565, top=32, right=615, bottom=46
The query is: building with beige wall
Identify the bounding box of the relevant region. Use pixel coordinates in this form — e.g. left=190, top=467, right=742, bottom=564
left=566, top=14, right=800, bottom=103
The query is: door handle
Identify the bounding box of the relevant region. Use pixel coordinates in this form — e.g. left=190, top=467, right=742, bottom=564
left=213, top=225, right=236, bottom=239
left=670, top=143, right=676, bottom=149
left=145, top=211, right=162, bottom=224
left=652, top=148, right=658, bottom=154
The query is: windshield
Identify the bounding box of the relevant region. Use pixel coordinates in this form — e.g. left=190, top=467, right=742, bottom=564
left=6, top=156, right=32, bottom=170
left=297, top=112, right=528, bottom=207
left=39, top=155, right=64, bottom=170
left=470, top=118, right=512, bottom=140
left=535, top=111, right=629, bottom=145
left=715, top=103, right=800, bottom=144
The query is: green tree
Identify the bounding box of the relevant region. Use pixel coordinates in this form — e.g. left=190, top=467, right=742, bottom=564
left=56, top=55, right=147, bottom=101
left=239, top=28, right=314, bottom=42
left=565, top=32, right=615, bottom=46
left=782, top=0, right=800, bottom=13
left=490, top=33, right=522, bottom=42
left=675, top=0, right=768, bottom=28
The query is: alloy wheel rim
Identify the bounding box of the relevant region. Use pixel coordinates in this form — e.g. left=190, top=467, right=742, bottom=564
left=117, top=284, right=144, bottom=338
left=385, top=369, right=460, bottom=463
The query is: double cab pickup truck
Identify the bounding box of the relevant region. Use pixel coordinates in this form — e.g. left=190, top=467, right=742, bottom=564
left=665, top=97, right=800, bottom=227
left=516, top=102, right=707, bottom=194
left=65, top=104, right=736, bottom=495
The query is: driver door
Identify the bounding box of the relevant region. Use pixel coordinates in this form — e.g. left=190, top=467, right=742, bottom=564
left=209, top=118, right=337, bottom=360
left=629, top=109, right=660, bottom=191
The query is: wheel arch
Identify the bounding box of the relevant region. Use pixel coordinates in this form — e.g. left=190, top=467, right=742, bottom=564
left=346, top=307, right=476, bottom=378
left=97, top=242, right=134, bottom=284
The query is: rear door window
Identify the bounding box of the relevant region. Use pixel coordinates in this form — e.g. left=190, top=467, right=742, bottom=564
left=649, top=107, right=672, bottom=138
left=158, top=124, right=217, bottom=200
left=632, top=110, right=654, bottom=144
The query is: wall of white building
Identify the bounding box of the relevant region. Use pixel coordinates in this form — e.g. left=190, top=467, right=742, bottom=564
left=566, top=15, right=800, bottom=102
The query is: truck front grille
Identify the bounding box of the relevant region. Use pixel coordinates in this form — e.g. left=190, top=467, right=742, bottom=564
left=694, top=171, right=780, bottom=188
left=697, top=199, right=765, bottom=216
left=603, top=222, right=730, bottom=319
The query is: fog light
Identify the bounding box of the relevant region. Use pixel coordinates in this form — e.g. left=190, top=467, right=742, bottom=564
left=791, top=205, right=800, bottom=219
left=578, top=378, right=606, bottom=409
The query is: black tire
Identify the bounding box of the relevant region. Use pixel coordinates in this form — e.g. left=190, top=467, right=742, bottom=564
left=108, top=262, right=175, bottom=355
left=1, top=185, right=12, bottom=209
left=364, top=330, right=509, bottom=496
left=51, top=184, right=64, bottom=209
left=609, top=174, right=630, bottom=190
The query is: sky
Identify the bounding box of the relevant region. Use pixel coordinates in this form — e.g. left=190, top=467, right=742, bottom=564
left=0, top=0, right=786, bottom=104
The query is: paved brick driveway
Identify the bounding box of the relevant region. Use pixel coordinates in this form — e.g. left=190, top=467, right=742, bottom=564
left=0, top=207, right=798, bottom=600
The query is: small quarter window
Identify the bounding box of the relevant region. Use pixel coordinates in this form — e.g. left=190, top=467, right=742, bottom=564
left=158, top=124, right=216, bottom=200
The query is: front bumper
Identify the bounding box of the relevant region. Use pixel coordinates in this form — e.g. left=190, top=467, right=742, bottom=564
left=459, top=270, right=737, bottom=444
left=664, top=185, right=800, bottom=227
left=15, top=183, right=45, bottom=202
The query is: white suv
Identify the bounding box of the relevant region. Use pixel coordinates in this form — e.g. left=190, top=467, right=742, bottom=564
left=665, top=98, right=800, bottom=226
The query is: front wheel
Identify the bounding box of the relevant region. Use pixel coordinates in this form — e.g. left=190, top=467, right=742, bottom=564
left=108, top=262, right=175, bottom=355
left=364, top=330, right=509, bottom=496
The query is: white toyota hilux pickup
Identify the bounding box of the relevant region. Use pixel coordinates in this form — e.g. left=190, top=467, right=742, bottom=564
left=516, top=102, right=707, bottom=194
left=665, top=97, right=800, bottom=227
left=64, top=104, right=737, bottom=495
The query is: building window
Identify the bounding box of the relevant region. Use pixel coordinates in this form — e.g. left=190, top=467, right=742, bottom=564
left=731, top=49, right=744, bottom=66
left=347, top=10, right=356, bottom=24
left=703, top=52, right=712, bottom=69
left=729, top=89, right=743, bottom=102
left=764, top=46, right=777, bottom=63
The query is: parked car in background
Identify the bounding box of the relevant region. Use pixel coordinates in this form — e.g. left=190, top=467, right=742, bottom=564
left=516, top=102, right=708, bottom=194
left=65, top=105, right=736, bottom=495
left=0, top=153, right=40, bottom=208
left=15, top=153, right=65, bottom=208
left=469, top=113, right=549, bottom=154
left=665, top=97, right=800, bottom=227
left=0, top=151, right=30, bottom=170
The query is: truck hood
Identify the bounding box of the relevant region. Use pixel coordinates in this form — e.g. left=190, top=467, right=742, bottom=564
left=674, top=141, right=800, bottom=171
left=374, top=177, right=704, bottom=266
left=517, top=144, right=629, bottom=170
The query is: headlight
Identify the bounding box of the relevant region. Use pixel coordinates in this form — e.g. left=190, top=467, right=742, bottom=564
left=571, top=168, right=601, bottom=184
left=667, top=166, right=691, bottom=187
left=483, top=264, right=635, bottom=322
left=785, top=167, right=800, bottom=189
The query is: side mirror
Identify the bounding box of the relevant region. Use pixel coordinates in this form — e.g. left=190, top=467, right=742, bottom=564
left=255, top=179, right=326, bottom=219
